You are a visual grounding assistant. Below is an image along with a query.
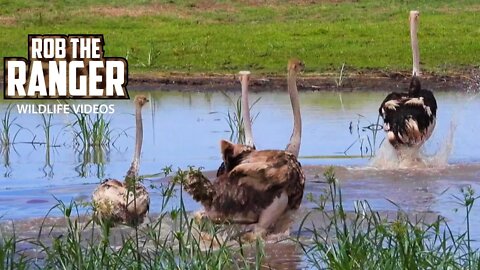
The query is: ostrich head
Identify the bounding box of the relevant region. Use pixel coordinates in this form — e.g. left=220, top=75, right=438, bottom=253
left=409, top=75, right=421, bottom=96
left=288, top=58, right=305, bottom=73
left=134, top=95, right=149, bottom=107
left=409, top=10, right=420, bottom=25
left=220, top=140, right=255, bottom=172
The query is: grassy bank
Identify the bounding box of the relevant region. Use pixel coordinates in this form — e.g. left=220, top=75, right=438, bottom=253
left=0, top=0, right=479, bottom=75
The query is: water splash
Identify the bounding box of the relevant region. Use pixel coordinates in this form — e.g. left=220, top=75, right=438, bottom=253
left=370, top=119, right=457, bottom=170
left=369, top=141, right=400, bottom=169
left=425, top=120, right=457, bottom=166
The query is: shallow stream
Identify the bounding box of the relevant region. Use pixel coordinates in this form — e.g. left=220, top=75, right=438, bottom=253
left=0, top=89, right=479, bottom=268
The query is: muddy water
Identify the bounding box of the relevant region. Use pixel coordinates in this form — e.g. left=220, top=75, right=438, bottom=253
left=0, top=90, right=479, bottom=268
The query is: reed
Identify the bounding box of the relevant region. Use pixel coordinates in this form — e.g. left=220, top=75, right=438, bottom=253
left=2, top=167, right=479, bottom=269
left=0, top=104, right=21, bottom=148
left=344, top=114, right=383, bottom=157
left=221, top=91, right=260, bottom=144
left=334, top=63, right=346, bottom=87
left=1, top=167, right=265, bottom=269
left=0, top=223, right=29, bottom=270
left=70, top=111, right=115, bottom=149
left=38, top=112, right=53, bottom=148
left=298, top=167, right=480, bottom=269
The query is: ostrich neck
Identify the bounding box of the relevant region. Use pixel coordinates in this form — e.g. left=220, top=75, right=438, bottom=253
left=241, top=77, right=254, bottom=147
left=285, top=69, right=302, bottom=158
left=410, top=13, right=421, bottom=76
left=125, top=105, right=143, bottom=180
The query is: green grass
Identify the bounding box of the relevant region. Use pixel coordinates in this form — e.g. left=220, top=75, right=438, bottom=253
left=1, top=0, right=479, bottom=75
left=0, top=223, right=29, bottom=270
left=1, top=166, right=266, bottom=269
left=299, top=167, right=480, bottom=269
left=1, top=167, right=480, bottom=269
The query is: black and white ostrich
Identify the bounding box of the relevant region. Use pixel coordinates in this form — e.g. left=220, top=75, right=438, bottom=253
left=379, top=11, right=437, bottom=151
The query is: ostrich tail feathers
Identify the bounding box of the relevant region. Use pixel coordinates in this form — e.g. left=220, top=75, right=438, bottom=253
left=184, top=171, right=215, bottom=207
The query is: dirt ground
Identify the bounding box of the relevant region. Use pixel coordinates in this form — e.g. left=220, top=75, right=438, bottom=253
left=129, top=70, right=474, bottom=92
left=1, top=70, right=476, bottom=94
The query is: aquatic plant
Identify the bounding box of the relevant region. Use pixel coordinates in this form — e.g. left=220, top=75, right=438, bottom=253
left=1, top=167, right=265, bottom=269
left=37, top=112, right=56, bottom=177
left=453, top=185, right=479, bottom=269
left=344, top=114, right=383, bottom=157
left=70, top=111, right=115, bottom=149
left=0, top=105, right=22, bottom=173
left=2, top=167, right=480, bottom=269
left=298, top=167, right=480, bottom=269
left=226, top=96, right=246, bottom=144
left=0, top=223, right=29, bottom=270
left=39, top=113, right=52, bottom=148
left=221, top=91, right=260, bottom=144
left=67, top=101, right=142, bottom=178
left=0, top=104, right=21, bottom=148
left=334, top=63, right=346, bottom=87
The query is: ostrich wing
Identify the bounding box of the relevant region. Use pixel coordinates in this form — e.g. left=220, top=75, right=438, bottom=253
left=379, top=92, right=405, bottom=117
left=228, top=150, right=292, bottom=191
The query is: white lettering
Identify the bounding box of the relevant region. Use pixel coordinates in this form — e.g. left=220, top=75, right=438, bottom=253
left=91, top=38, right=101, bottom=58
left=70, top=38, right=79, bottom=58
left=89, top=61, right=103, bottom=96
left=49, top=61, right=67, bottom=96
left=27, top=61, right=47, bottom=96
left=43, top=38, right=55, bottom=58
left=16, top=104, right=30, bottom=114
left=69, top=61, right=86, bottom=96
left=31, top=38, right=43, bottom=59
left=79, top=38, right=91, bottom=58
left=56, top=38, right=66, bottom=58
left=106, top=61, right=125, bottom=96
left=7, top=61, right=26, bottom=97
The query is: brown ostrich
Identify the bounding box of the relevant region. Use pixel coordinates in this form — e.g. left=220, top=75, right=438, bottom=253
left=184, top=59, right=305, bottom=239
left=92, top=95, right=150, bottom=226
left=215, top=70, right=256, bottom=177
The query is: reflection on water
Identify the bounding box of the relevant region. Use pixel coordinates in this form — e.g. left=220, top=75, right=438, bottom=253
left=74, top=146, right=108, bottom=178
left=344, top=113, right=383, bottom=158
left=1, top=147, right=12, bottom=178
left=42, top=146, right=54, bottom=178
